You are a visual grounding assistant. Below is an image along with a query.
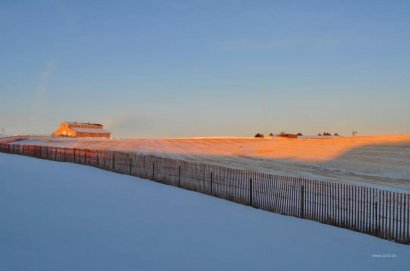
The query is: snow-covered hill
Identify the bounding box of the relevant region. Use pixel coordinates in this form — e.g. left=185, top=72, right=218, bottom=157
left=10, top=135, right=410, bottom=191
left=0, top=153, right=409, bottom=271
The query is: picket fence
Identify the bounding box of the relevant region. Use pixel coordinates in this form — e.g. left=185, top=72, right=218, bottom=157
left=0, top=142, right=409, bottom=244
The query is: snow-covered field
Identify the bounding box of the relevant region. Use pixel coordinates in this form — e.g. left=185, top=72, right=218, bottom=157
left=0, top=153, right=409, bottom=271
left=10, top=134, right=410, bottom=191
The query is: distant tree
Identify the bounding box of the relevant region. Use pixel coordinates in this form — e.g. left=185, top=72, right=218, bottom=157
left=334, top=133, right=339, bottom=136
left=296, top=132, right=303, bottom=136
left=279, top=131, right=287, bottom=137
left=269, top=132, right=274, bottom=137
left=318, top=133, right=322, bottom=136
left=254, top=133, right=264, bottom=138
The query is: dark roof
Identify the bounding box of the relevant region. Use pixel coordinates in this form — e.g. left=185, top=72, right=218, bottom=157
left=66, top=122, right=103, bottom=126
left=71, top=128, right=111, bottom=134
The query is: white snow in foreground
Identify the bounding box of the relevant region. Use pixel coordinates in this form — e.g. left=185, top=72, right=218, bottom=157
left=0, top=153, right=409, bottom=271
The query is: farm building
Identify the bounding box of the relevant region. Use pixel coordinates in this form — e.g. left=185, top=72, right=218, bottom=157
left=52, top=122, right=111, bottom=138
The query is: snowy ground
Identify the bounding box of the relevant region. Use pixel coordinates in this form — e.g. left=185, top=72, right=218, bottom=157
left=10, top=135, right=410, bottom=191
left=0, top=153, right=409, bottom=271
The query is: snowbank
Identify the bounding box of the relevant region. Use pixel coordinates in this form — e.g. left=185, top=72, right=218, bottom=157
left=0, top=153, right=409, bottom=271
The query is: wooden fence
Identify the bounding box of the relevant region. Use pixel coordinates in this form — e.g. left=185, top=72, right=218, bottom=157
left=0, top=142, right=409, bottom=244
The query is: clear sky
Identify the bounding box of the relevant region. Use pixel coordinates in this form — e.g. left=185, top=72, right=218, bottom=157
left=1, top=0, right=409, bottom=138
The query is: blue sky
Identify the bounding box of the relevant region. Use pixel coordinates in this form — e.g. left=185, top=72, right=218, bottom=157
left=1, top=0, right=409, bottom=137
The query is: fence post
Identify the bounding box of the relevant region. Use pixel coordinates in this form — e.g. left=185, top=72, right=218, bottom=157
left=375, top=201, right=379, bottom=236
left=249, top=178, right=253, bottom=207
left=129, top=157, right=133, bottom=175
left=178, top=165, right=181, bottom=187
left=74, top=149, right=76, bottom=163
left=112, top=154, right=115, bottom=171
left=300, top=185, right=305, bottom=218
left=210, top=171, right=213, bottom=195
left=143, top=155, right=146, bottom=178
left=152, top=160, right=155, bottom=179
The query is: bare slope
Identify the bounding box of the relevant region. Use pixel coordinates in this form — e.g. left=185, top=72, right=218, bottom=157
left=12, top=135, right=410, bottom=191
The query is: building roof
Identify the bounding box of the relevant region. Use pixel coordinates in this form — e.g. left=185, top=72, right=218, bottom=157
left=66, top=122, right=103, bottom=126
left=71, top=128, right=111, bottom=134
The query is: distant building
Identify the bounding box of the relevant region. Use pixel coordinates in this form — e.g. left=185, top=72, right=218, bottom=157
left=278, top=132, right=298, bottom=138
left=52, top=122, right=111, bottom=138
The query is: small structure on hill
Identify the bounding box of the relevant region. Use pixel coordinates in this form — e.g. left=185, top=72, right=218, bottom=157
left=52, top=122, right=111, bottom=138
left=318, top=132, right=340, bottom=137
left=278, top=132, right=298, bottom=138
